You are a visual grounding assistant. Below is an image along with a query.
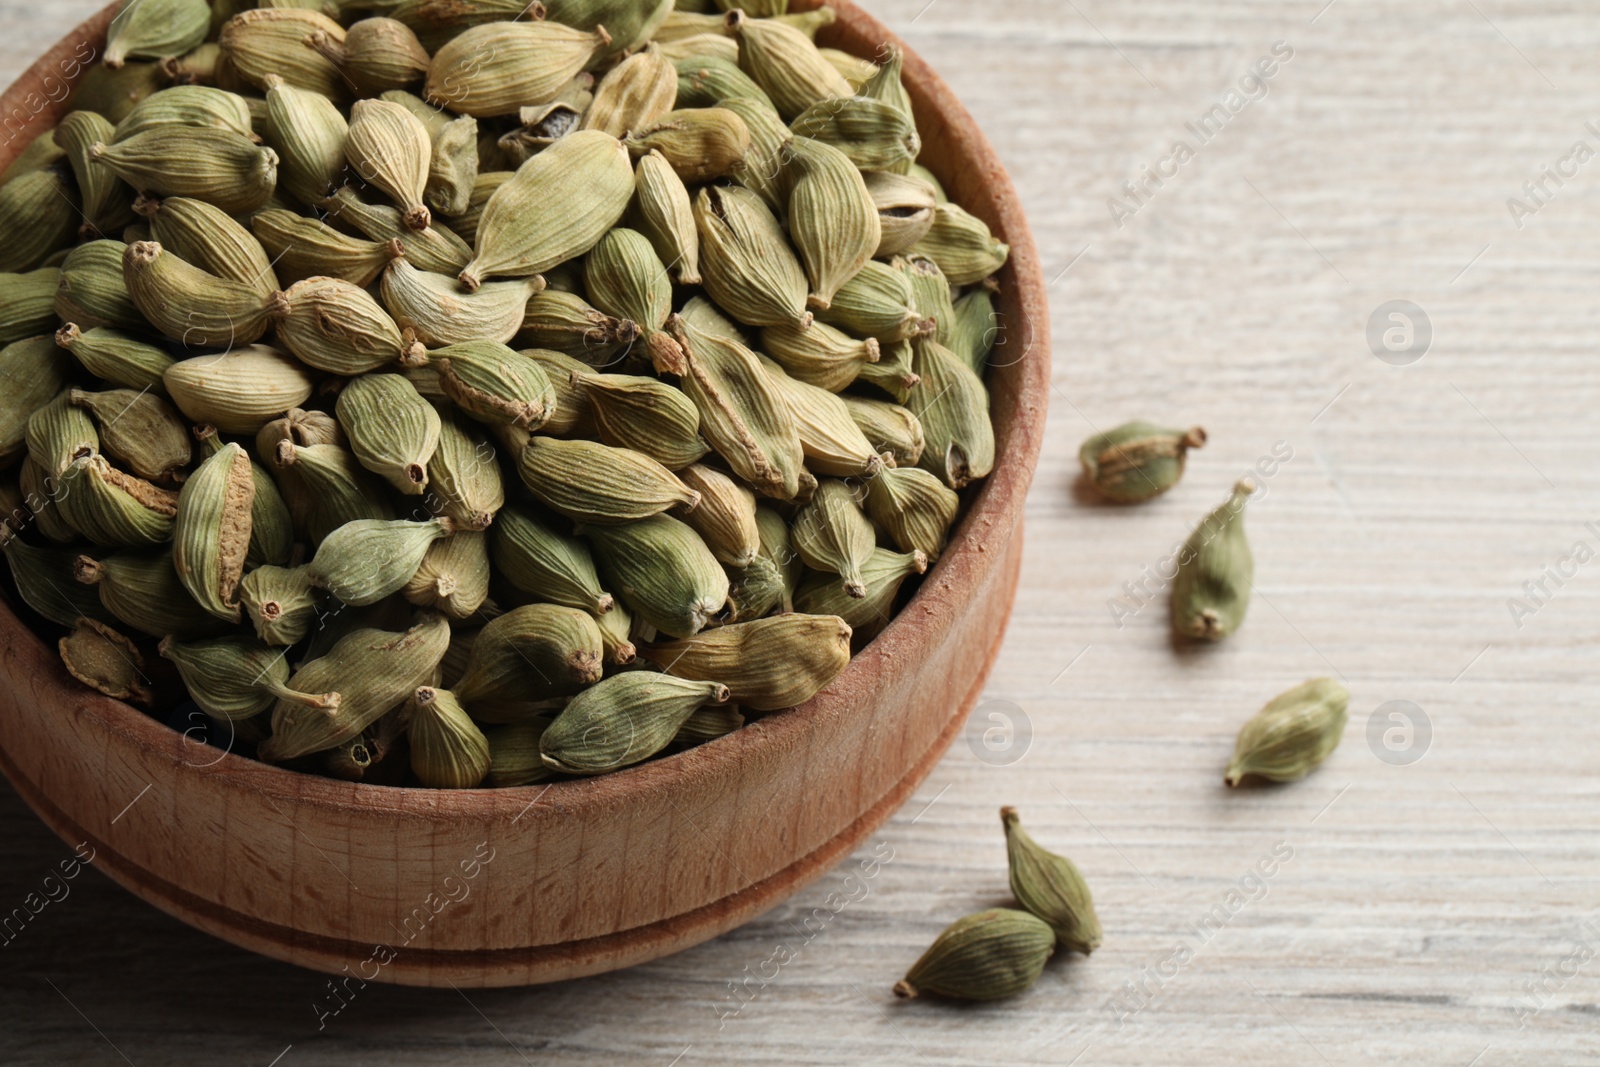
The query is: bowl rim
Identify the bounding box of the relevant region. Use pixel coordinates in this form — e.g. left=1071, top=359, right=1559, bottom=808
left=0, top=0, right=1052, bottom=823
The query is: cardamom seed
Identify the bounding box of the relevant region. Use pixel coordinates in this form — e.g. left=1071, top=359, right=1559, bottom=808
left=893, top=909, right=1055, bottom=1001
left=1001, top=807, right=1102, bottom=954
left=1171, top=479, right=1255, bottom=641
left=540, top=671, right=730, bottom=775
left=408, top=686, right=491, bottom=788
left=1080, top=422, right=1207, bottom=503
left=1226, top=678, right=1350, bottom=786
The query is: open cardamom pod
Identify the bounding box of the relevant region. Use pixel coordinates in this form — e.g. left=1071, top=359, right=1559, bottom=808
left=59, top=618, right=154, bottom=706
left=173, top=442, right=256, bottom=622
left=1079, top=421, right=1207, bottom=503
left=56, top=454, right=180, bottom=548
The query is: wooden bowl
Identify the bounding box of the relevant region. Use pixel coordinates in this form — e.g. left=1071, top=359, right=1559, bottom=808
left=0, top=1, right=1050, bottom=987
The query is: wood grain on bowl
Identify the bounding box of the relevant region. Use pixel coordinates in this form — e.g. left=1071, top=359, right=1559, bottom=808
left=0, top=0, right=1050, bottom=986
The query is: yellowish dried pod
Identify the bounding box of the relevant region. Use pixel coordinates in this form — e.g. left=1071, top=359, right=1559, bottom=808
left=583, top=43, right=678, bottom=138
left=759, top=356, right=883, bottom=478
left=632, top=149, right=700, bottom=285
left=623, top=107, right=751, bottom=184
left=346, top=98, right=435, bottom=232
left=382, top=255, right=541, bottom=347
left=262, top=74, right=349, bottom=209
left=791, top=95, right=921, bottom=173
left=864, top=463, right=958, bottom=560
left=163, top=346, right=316, bottom=435
left=693, top=184, right=811, bottom=330
left=461, top=130, right=635, bottom=290
left=842, top=394, right=924, bottom=468
left=251, top=210, right=402, bottom=288
left=274, top=276, right=421, bottom=375
left=59, top=618, right=154, bottom=706
left=219, top=8, right=350, bottom=101
left=91, top=126, right=279, bottom=216
left=677, top=462, right=759, bottom=567
left=820, top=47, right=878, bottom=90
left=122, top=241, right=278, bottom=348
left=425, top=22, right=611, bottom=118
left=726, top=9, right=851, bottom=120
left=139, top=195, right=279, bottom=300
left=68, top=388, right=190, bottom=484
left=307, top=18, right=430, bottom=97
left=795, top=545, right=926, bottom=642
left=586, top=513, right=729, bottom=639
left=404, top=531, right=490, bottom=620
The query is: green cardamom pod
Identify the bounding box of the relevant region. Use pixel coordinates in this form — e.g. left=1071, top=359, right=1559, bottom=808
left=726, top=9, right=851, bottom=120
left=792, top=477, right=876, bottom=597
left=275, top=276, right=422, bottom=375
left=727, top=505, right=795, bottom=619
left=0, top=168, right=79, bottom=273
left=864, top=464, right=959, bottom=561
left=585, top=44, right=678, bottom=138
left=518, top=435, right=700, bottom=524
left=718, top=95, right=791, bottom=215
left=309, top=19, right=430, bottom=98
left=641, top=612, right=851, bottom=711
left=2, top=338, right=70, bottom=465
left=693, top=183, right=812, bottom=330
left=55, top=324, right=173, bottom=393
left=425, top=408, right=504, bottom=531
left=540, top=671, right=730, bottom=775
left=112, top=85, right=256, bottom=144
left=26, top=388, right=99, bottom=477
left=218, top=7, right=351, bottom=101
left=572, top=368, right=708, bottom=470
left=623, top=107, right=751, bottom=184
left=1001, top=807, right=1102, bottom=954
left=67, top=61, right=166, bottom=126
left=893, top=909, right=1055, bottom=1001
left=673, top=703, right=745, bottom=747
left=239, top=563, right=320, bottom=646
left=346, top=98, right=435, bottom=231
left=519, top=290, right=636, bottom=368
left=306, top=517, right=454, bottom=606
left=1171, top=479, right=1255, bottom=641
left=909, top=338, right=994, bottom=489
left=790, top=95, right=921, bottom=174
left=841, top=395, right=924, bottom=468
left=897, top=254, right=956, bottom=346
left=59, top=618, right=154, bottom=706
left=334, top=373, right=442, bottom=496
left=163, top=346, right=316, bottom=434
left=68, top=387, right=191, bottom=485
left=55, top=239, right=144, bottom=332
left=193, top=424, right=293, bottom=568
left=666, top=313, right=807, bottom=500
left=408, top=686, right=491, bottom=788
left=158, top=633, right=299, bottom=720
left=56, top=453, right=180, bottom=548
left=173, top=442, right=255, bottom=621
left=54, top=111, right=135, bottom=239
left=949, top=281, right=1001, bottom=375
left=123, top=241, right=278, bottom=348
left=491, top=503, right=615, bottom=616
left=815, top=258, right=923, bottom=343
left=258, top=611, right=451, bottom=761
left=160, top=41, right=220, bottom=87
left=677, top=463, right=759, bottom=567
left=461, top=129, right=635, bottom=290
left=674, top=54, right=770, bottom=109
left=858, top=339, right=921, bottom=402
left=91, top=127, right=278, bottom=216
left=544, top=0, right=674, bottom=55
left=404, top=529, right=490, bottom=619
left=73, top=551, right=224, bottom=639
left=425, top=113, right=480, bottom=218
left=795, top=546, right=926, bottom=642
left=496, top=98, right=588, bottom=166
left=103, top=0, right=210, bottom=69
left=18, top=457, right=80, bottom=544
left=486, top=719, right=555, bottom=787
left=587, top=512, right=729, bottom=638
left=910, top=203, right=1011, bottom=286
left=254, top=210, right=400, bottom=287
left=774, top=7, right=836, bottom=37
left=785, top=137, right=879, bottom=312
left=1079, top=422, right=1207, bottom=503
left=320, top=185, right=474, bottom=274
left=138, top=194, right=279, bottom=299
left=583, top=226, right=685, bottom=371
left=631, top=149, right=701, bottom=286
left=425, top=22, right=612, bottom=119
left=864, top=170, right=938, bottom=256
left=0, top=129, right=66, bottom=186
left=761, top=319, right=880, bottom=393
left=425, top=340, right=556, bottom=428
left=262, top=73, right=350, bottom=208
left=273, top=440, right=397, bottom=545
left=454, top=603, right=605, bottom=721
left=382, top=256, right=541, bottom=346
left=859, top=43, right=916, bottom=124
left=1226, top=678, right=1350, bottom=786
left=4, top=537, right=115, bottom=626
left=761, top=356, right=885, bottom=478
left=0, top=267, right=64, bottom=345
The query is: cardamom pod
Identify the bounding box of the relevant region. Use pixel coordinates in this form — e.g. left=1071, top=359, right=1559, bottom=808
left=865, top=170, right=939, bottom=257
left=673, top=703, right=745, bottom=746
left=55, top=239, right=144, bottom=332
left=425, top=113, right=479, bottom=217
left=258, top=611, right=451, bottom=761
left=320, top=185, right=474, bottom=274
left=426, top=340, right=556, bottom=428
left=795, top=546, right=925, bottom=641
left=761, top=357, right=884, bottom=478
left=346, top=98, right=434, bottom=231
left=103, top=0, right=210, bottom=68
left=1001, top=807, right=1102, bottom=954
left=0, top=169, right=79, bottom=272
left=909, top=339, right=994, bottom=489
left=1171, top=479, right=1254, bottom=641
left=425, top=21, right=611, bottom=118
left=1080, top=422, right=1207, bottom=503
left=170, top=442, right=255, bottom=621
left=897, top=254, right=956, bottom=346
left=791, top=478, right=875, bottom=598
left=674, top=54, right=770, bottom=109
left=404, top=529, right=490, bottom=619
left=309, top=18, right=430, bottom=97
left=666, top=313, right=807, bottom=500
left=18, top=457, right=80, bottom=545
left=774, top=7, right=836, bottom=37
left=4, top=537, right=115, bottom=626
left=54, top=111, right=135, bottom=239
left=791, top=95, right=921, bottom=173
left=910, top=203, right=1011, bottom=286
left=461, top=129, right=635, bottom=290
left=158, top=633, right=298, bottom=720
left=112, top=84, right=255, bottom=143
left=26, top=388, right=98, bottom=477
left=262, top=73, right=350, bottom=208
left=586, top=512, right=729, bottom=638
left=74, top=551, right=225, bottom=639
left=273, top=440, right=397, bottom=545
left=518, top=435, right=699, bottom=524
left=382, top=256, right=541, bottom=346
left=59, top=618, right=154, bottom=706
left=425, top=408, right=504, bottom=530
left=761, top=318, right=880, bottom=393
left=454, top=603, right=605, bottom=720
left=68, top=388, right=191, bottom=484
left=55, top=324, right=173, bottom=393
left=408, top=686, right=491, bottom=788
left=859, top=44, right=916, bottom=127
left=491, top=503, right=615, bottom=615
left=274, top=276, right=421, bottom=375
left=719, top=94, right=792, bottom=213
left=486, top=719, right=555, bottom=787
left=657, top=32, right=738, bottom=64
left=335, top=373, right=442, bottom=495
left=2, top=338, right=70, bottom=465
left=583, top=226, right=685, bottom=371
left=693, top=183, right=812, bottom=330
left=544, top=0, right=673, bottom=55
left=727, top=504, right=795, bottom=619
left=306, top=517, right=454, bottom=606
left=497, top=100, right=586, bottom=166
left=540, top=671, right=730, bottom=775
left=1226, top=678, right=1349, bottom=786
left=584, top=43, right=678, bottom=137
left=815, top=258, right=923, bottom=343
left=163, top=346, right=316, bottom=435
left=138, top=194, right=279, bottom=299
left=520, top=301, right=633, bottom=382
left=641, top=612, right=851, bottom=710
left=842, top=394, right=924, bottom=467
left=864, top=463, right=958, bottom=561
left=623, top=107, right=751, bottom=184
left=445, top=170, right=513, bottom=247
left=196, top=425, right=293, bottom=568
left=123, top=242, right=278, bottom=348
left=218, top=7, right=350, bottom=101
left=677, top=462, right=759, bottom=567
left=239, top=563, right=320, bottom=647
left=949, top=281, right=1000, bottom=374
left=91, top=127, right=278, bottom=215
left=0, top=129, right=65, bottom=186
left=252, top=210, right=402, bottom=288
left=56, top=453, right=180, bottom=548
left=726, top=9, right=851, bottom=120
left=893, top=909, right=1055, bottom=1001
left=631, top=149, right=700, bottom=286
left=572, top=368, right=708, bottom=470
left=0, top=267, right=64, bottom=345
left=785, top=137, right=879, bottom=311
left=67, top=61, right=165, bottom=126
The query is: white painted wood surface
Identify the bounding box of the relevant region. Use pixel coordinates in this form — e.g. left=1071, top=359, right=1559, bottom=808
left=2, top=0, right=1597, bottom=1063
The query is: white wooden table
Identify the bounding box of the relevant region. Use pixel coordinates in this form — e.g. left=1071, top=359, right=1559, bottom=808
left=2, top=0, right=1597, bottom=1063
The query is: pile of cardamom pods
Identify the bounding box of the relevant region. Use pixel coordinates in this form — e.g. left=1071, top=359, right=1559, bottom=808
left=0, top=0, right=1011, bottom=786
